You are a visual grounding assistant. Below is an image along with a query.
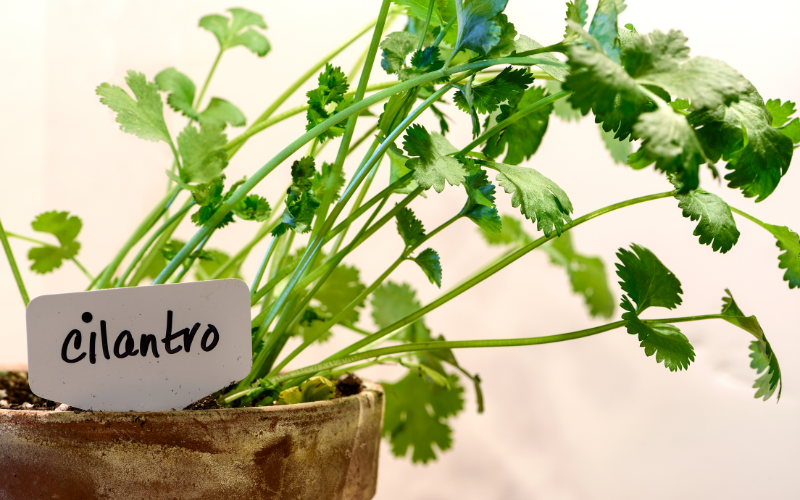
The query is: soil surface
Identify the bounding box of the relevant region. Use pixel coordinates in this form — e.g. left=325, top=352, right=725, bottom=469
left=0, top=371, right=362, bottom=411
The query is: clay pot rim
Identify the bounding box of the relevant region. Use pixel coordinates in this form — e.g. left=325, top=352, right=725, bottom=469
left=0, top=376, right=383, bottom=419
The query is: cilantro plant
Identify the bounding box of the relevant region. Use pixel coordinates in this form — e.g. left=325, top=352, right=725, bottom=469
left=1, top=0, right=797, bottom=466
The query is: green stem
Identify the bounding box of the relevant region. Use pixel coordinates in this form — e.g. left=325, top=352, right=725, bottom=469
left=417, top=0, right=436, bottom=51
left=195, top=49, right=223, bottom=110
left=270, top=313, right=724, bottom=386
left=0, top=216, right=29, bottom=306
left=171, top=231, right=213, bottom=284
left=251, top=235, right=279, bottom=293
left=127, top=198, right=187, bottom=287
left=153, top=56, right=564, bottom=286
left=5, top=232, right=94, bottom=281
left=729, top=206, right=773, bottom=230
left=457, top=90, right=572, bottom=155
left=96, top=186, right=180, bottom=289
left=116, top=200, right=194, bottom=287
left=328, top=191, right=675, bottom=361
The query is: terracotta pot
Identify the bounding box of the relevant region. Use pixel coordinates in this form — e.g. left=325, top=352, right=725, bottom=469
left=0, top=378, right=384, bottom=500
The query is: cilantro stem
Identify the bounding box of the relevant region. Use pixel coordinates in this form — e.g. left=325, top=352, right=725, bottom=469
left=195, top=49, right=223, bottom=111
left=153, top=56, right=566, bottom=287
left=115, top=200, right=195, bottom=288
left=226, top=16, right=381, bottom=158
left=417, top=0, right=436, bottom=51
left=251, top=236, right=279, bottom=293
left=127, top=196, right=188, bottom=287
left=457, top=90, right=573, bottom=155
left=170, top=231, right=213, bottom=284
left=0, top=215, right=29, bottom=306
left=327, top=191, right=676, bottom=361
left=96, top=186, right=181, bottom=289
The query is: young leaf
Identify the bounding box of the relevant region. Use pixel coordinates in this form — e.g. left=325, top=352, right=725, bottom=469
left=766, top=99, right=796, bottom=127
left=720, top=290, right=782, bottom=400
left=382, top=370, right=464, bottom=464
left=487, top=161, right=573, bottom=236
left=454, top=66, right=533, bottom=115
left=542, top=232, right=615, bottom=318
left=278, top=376, right=335, bottom=405
left=411, top=248, right=443, bottom=287
left=396, top=207, right=426, bottom=248
left=177, top=123, right=228, bottom=184
left=27, top=211, right=82, bottom=274
left=233, top=194, right=270, bottom=222
left=272, top=157, right=320, bottom=235
left=480, top=214, right=532, bottom=246
left=381, top=32, right=419, bottom=74
left=306, top=64, right=350, bottom=142
left=690, top=88, right=794, bottom=202
left=671, top=179, right=740, bottom=253
left=628, top=105, right=707, bottom=192
left=598, top=125, right=632, bottom=164
left=199, top=8, right=270, bottom=56
left=482, top=86, right=554, bottom=165
left=96, top=71, right=170, bottom=143
left=403, top=124, right=468, bottom=193
left=454, top=0, right=509, bottom=56
left=623, top=315, right=695, bottom=371
left=154, top=67, right=196, bottom=118
left=563, top=0, right=589, bottom=42
left=587, top=0, right=627, bottom=63
left=616, top=244, right=683, bottom=313
left=199, top=98, right=246, bottom=128
left=462, top=165, right=501, bottom=235
left=190, top=175, right=243, bottom=228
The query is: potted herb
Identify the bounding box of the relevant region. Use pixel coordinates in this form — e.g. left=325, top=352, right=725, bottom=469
left=1, top=0, right=797, bottom=498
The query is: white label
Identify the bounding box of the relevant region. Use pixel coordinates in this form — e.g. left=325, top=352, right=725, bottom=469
left=25, top=279, right=252, bottom=411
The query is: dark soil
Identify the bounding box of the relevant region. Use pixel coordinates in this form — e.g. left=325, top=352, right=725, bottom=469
left=1, top=371, right=363, bottom=412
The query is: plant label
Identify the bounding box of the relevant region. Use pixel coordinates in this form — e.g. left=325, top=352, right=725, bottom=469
left=25, top=279, right=252, bottom=411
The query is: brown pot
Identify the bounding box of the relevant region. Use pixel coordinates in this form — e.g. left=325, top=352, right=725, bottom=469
left=0, top=379, right=384, bottom=500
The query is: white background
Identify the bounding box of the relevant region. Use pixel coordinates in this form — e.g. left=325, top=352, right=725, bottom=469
left=1, top=1, right=798, bottom=498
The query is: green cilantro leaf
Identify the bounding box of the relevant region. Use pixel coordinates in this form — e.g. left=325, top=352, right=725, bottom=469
left=278, top=376, right=335, bottom=405
left=616, top=244, right=683, bottom=313
left=315, top=264, right=367, bottom=326
left=563, top=0, right=589, bottom=42
left=486, top=13, right=518, bottom=58
left=388, top=144, right=420, bottom=194
left=27, top=211, right=82, bottom=274
left=96, top=70, right=170, bottom=143
left=547, top=80, right=582, bottom=122
left=177, top=123, right=228, bottom=184
left=766, top=99, right=796, bottom=127
left=454, top=0, right=509, bottom=56
left=381, top=32, right=419, bottom=74
left=403, top=124, right=468, bottom=193
left=720, top=290, right=782, bottom=400
left=382, top=370, right=464, bottom=464
left=628, top=105, right=707, bottom=191
left=394, top=0, right=448, bottom=26
left=371, top=281, right=432, bottom=343
left=778, top=118, right=800, bottom=144
left=190, top=175, right=243, bottom=228
left=194, top=248, right=243, bottom=281
left=199, top=97, right=246, bottom=128
left=154, top=67, right=196, bottom=119
left=454, top=66, right=533, bottom=115
left=306, top=64, right=350, bottom=142
left=233, top=194, right=270, bottom=222
left=542, top=232, right=615, bottom=318
left=396, top=207, right=426, bottom=247
left=482, top=86, right=553, bottom=165
left=509, top=35, right=570, bottom=82
left=411, top=248, right=443, bottom=287
left=587, top=0, right=626, bottom=63
left=639, top=57, right=750, bottom=110
left=690, top=88, right=793, bottom=201
left=462, top=164, right=502, bottom=235
left=623, top=315, right=695, bottom=371
left=272, top=157, right=321, bottom=236
left=480, top=214, right=532, bottom=246
left=488, top=161, right=573, bottom=236
left=400, top=46, right=447, bottom=81
left=199, top=8, right=270, bottom=56
left=671, top=179, right=740, bottom=253
left=744, top=220, right=800, bottom=289
left=598, top=125, right=632, bottom=164
left=312, top=162, right=346, bottom=202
